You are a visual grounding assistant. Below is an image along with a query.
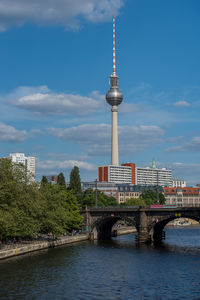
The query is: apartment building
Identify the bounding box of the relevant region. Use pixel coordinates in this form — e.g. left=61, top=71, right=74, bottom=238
left=163, top=187, right=200, bottom=207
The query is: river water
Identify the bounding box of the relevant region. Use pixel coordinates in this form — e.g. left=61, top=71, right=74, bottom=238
left=0, top=226, right=200, bottom=300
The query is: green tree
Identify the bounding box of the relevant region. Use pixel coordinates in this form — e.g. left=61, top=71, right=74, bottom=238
left=57, top=172, right=66, bottom=187
left=39, top=184, right=83, bottom=234
left=141, top=190, right=165, bottom=205
left=41, top=176, right=48, bottom=185
left=0, top=159, right=41, bottom=239
left=159, top=193, right=166, bottom=204
left=80, top=189, right=95, bottom=207
left=69, top=166, right=82, bottom=195
left=80, top=188, right=117, bottom=208
left=120, top=198, right=146, bottom=206
left=0, top=158, right=83, bottom=240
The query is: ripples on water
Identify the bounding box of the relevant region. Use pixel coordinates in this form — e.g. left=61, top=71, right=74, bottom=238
left=0, top=226, right=200, bottom=300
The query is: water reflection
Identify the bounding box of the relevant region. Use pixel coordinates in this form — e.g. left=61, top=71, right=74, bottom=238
left=0, top=227, right=200, bottom=300
left=93, top=225, right=200, bottom=253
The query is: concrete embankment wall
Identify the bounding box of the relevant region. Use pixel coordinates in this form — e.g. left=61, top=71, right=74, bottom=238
left=115, top=228, right=137, bottom=236
left=0, top=228, right=137, bottom=260
left=0, top=234, right=88, bottom=260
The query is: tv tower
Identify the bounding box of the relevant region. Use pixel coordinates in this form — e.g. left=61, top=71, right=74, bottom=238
left=106, top=16, right=123, bottom=166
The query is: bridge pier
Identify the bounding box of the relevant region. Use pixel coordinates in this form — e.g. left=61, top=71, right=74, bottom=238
left=153, top=224, right=165, bottom=245
left=136, top=211, right=151, bottom=244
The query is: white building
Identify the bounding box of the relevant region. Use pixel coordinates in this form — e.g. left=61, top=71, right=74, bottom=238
left=9, top=153, right=35, bottom=181
left=98, top=165, right=132, bottom=184
left=172, top=179, right=186, bottom=188
left=136, top=167, right=172, bottom=187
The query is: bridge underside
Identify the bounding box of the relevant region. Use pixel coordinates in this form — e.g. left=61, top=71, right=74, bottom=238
left=85, top=209, right=200, bottom=244
left=91, top=216, right=136, bottom=240
left=152, top=215, right=200, bottom=244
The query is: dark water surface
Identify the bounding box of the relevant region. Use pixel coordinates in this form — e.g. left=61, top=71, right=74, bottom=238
left=0, top=226, right=200, bottom=300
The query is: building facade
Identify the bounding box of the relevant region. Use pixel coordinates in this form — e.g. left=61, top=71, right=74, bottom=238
left=82, top=181, right=118, bottom=198
left=9, top=153, right=35, bottom=181
left=117, top=185, right=163, bottom=204
left=98, top=163, right=173, bottom=186
left=163, top=187, right=200, bottom=207
left=98, top=165, right=134, bottom=184
left=46, top=175, right=58, bottom=184
left=172, top=179, right=186, bottom=188
left=136, top=167, right=172, bottom=187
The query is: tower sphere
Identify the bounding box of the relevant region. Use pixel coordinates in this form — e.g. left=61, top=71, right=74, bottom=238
left=106, top=75, right=123, bottom=106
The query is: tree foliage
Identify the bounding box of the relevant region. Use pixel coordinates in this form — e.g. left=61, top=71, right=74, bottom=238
left=80, top=188, right=117, bottom=208
left=69, top=166, right=81, bottom=195
left=120, top=198, right=146, bottom=206
left=0, top=158, right=83, bottom=240
left=121, top=191, right=166, bottom=207
left=141, top=190, right=166, bottom=205
left=41, top=175, right=48, bottom=186
left=57, top=172, right=66, bottom=187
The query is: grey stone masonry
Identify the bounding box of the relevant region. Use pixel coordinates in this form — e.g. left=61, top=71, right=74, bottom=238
left=0, top=234, right=88, bottom=260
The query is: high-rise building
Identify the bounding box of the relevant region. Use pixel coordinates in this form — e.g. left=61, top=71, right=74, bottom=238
left=136, top=167, right=172, bottom=187
left=98, top=19, right=182, bottom=188
left=98, top=165, right=133, bottom=184
left=98, top=163, right=173, bottom=186
left=106, top=16, right=123, bottom=166
left=9, top=153, right=35, bottom=181
left=98, top=16, right=131, bottom=184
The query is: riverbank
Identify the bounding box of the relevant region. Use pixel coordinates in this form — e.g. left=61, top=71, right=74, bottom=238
left=167, top=218, right=199, bottom=226
left=0, top=227, right=137, bottom=260
left=115, top=227, right=136, bottom=236
left=0, top=234, right=88, bottom=260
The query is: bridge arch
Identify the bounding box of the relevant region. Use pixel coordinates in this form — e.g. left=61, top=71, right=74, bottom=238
left=150, top=215, right=200, bottom=244
left=91, top=215, right=137, bottom=240
left=84, top=207, right=200, bottom=244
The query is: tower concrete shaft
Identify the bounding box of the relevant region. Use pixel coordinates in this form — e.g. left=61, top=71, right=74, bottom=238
left=111, top=105, right=119, bottom=165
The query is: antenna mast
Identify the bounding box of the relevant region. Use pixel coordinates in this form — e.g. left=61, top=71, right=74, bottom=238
left=113, top=16, right=116, bottom=75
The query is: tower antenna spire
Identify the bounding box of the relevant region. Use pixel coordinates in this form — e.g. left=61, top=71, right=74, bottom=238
left=113, top=16, right=116, bottom=75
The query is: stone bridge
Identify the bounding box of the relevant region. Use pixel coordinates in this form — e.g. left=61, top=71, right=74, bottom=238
left=82, top=206, right=200, bottom=244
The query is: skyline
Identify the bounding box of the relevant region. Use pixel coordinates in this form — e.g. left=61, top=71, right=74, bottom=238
left=0, top=0, right=200, bottom=185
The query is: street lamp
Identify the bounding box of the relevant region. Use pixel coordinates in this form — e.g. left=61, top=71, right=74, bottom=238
left=156, top=170, right=159, bottom=204
left=95, top=179, right=98, bottom=208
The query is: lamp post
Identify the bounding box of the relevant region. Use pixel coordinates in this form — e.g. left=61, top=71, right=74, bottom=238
left=156, top=170, right=159, bottom=204
left=95, top=179, right=98, bottom=208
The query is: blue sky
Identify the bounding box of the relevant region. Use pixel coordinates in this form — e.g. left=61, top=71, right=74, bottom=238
left=0, top=0, right=200, bottom=185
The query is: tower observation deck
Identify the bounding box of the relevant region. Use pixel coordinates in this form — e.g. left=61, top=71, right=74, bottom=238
left=106, top=16, right=123, bottom=166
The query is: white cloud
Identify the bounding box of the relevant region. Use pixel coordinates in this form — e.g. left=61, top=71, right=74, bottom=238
left=119, top=102, right=141, bottom=114
left=8, top=86, right=102, bottom=116
left=147, top=161, right=200, bottom=186
left=167, top=136, right=185, bottom=143
left=0, top=122, right=27, bottom=143
left=173, top=100, right=190, bottom=107
left=0, top=0, right=125, bottom=31
left=29, top=129, right=44, bottom=138
left=37, top=159, right=96, bottom=171
left=165, top=136, right=200, bottom=152
left=46, top=153, right=89, bottom=161
left=47, top=123, right=164, bottom=155
left=170, top=162, right=200, bottom=186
